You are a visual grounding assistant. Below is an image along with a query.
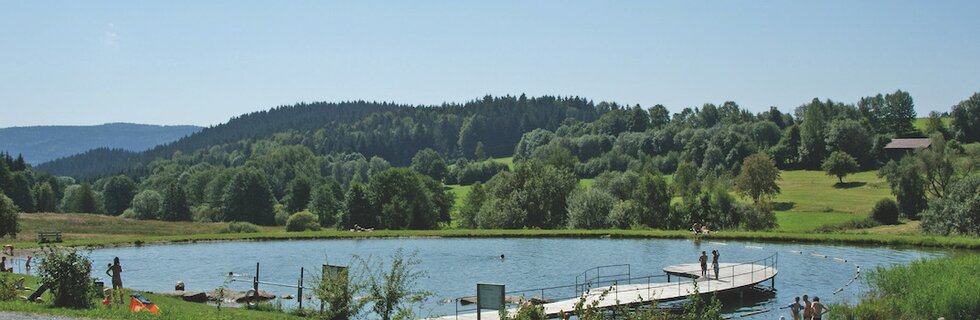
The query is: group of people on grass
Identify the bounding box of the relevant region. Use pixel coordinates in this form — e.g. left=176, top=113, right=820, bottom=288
left=692, top=223, right=712, bottom=235
left=783, top=295, right=829, bottom=320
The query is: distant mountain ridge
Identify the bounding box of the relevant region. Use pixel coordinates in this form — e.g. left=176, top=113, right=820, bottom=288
left=0, top=123, right=202, bottom=164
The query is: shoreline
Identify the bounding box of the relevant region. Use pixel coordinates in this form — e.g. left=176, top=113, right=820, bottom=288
left=7, top=229, right=979, bottom=257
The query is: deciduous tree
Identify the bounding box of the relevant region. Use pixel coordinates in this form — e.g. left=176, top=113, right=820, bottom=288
left=735, top=153, right=781, bottom=203
left=101, top=175, right=136, bottom=215
left=822, top=151, right=860, bottom=184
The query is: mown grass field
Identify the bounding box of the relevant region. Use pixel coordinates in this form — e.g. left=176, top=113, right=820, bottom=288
left=0, top=274, right=303, bottom=320
left=912, top=116, right=951, bottom=132
left=769, top=170, right=893, bottom=232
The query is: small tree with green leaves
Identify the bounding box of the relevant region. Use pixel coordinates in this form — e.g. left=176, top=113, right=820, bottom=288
left=0, top=194, right=17, bottom=239
left=314, top=262, right=367, bottom=320
left=734, top=153, right=781, bottom=204
left=822, top=151, right=860, bottom=184
left=361, top=249, right=431, bottom=320
left=683, top=280, right=723, bottom=320
left=39, top=248, right=95, bottom=308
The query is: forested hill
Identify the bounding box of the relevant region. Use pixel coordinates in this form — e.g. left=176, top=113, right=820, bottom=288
left=35, top=95, right=603, bottom=180
left=0, top=123, right=201, bottom=165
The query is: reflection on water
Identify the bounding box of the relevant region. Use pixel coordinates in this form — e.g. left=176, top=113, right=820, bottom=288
left=81, top=238, right=945, bottom=318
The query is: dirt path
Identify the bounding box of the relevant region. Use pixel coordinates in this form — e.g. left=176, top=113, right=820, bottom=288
left=0, top=312, right=84, bottom=320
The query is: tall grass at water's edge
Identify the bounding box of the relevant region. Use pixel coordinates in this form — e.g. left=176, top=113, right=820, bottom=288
left=830, top=254, right=980, bottom=320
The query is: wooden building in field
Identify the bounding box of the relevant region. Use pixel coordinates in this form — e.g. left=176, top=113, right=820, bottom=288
left=883, top=138, right=931, bottom=160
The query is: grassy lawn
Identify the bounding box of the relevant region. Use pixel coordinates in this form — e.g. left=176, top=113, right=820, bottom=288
left=912, top=116, right=951, bottom=132
left=5, top=215, right=978, bottom=251
left=8, top=213, right=279, bottom=250
left=492, top=156, right=514, bottom=170
left=770, top=170, right=895, bottom=232
left=772, top=170, right=892, bottom=215
left=0, top=274, right=302, bottom=320
left=774, top=211, right=865, bottom=232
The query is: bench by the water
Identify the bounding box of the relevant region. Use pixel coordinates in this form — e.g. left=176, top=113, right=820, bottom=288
left=37, top=231, right=62, bottom=243
left=437, top=254, right=778, bottom=320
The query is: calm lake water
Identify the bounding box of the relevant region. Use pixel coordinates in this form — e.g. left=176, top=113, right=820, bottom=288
left=79, top=238, right=944, bottom=318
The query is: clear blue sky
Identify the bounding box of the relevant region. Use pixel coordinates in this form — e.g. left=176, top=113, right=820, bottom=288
left=2, top=1, right=978, bottom=127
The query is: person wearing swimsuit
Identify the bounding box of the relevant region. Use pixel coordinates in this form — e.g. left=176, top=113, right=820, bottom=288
left=698, top=251, right=708, bottom=278
left=786, top=296, right=802, bottom=320
left=711, top=250, right=720, bottom=280
left=106, top=257, right=123, bottom=304
left=802, top=295, right=812, bottom=320
left=812, top=296, right=828, bottom=320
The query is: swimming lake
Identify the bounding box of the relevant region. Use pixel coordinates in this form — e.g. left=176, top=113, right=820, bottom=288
left=79, top=237, right=946, bottom=318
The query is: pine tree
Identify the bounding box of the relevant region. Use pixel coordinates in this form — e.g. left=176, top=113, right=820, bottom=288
left=343, top=183, right=374, bottom=229
left=161, top=182, right=191, bottom=221
left=221, top=169, right=276, bottom=225
left=9, top=172, right=35, bottom=213
left=285, top=177, right=312, bottom=214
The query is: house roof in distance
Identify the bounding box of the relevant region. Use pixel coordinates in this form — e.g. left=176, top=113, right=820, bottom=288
left=884, top=138, right=931, bottom=149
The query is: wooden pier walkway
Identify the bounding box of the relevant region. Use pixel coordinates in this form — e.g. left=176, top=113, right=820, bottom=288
left=434, top=258, right=777, bottom=320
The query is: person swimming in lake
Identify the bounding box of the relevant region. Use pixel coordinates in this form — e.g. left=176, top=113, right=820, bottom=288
left=106, top=257, right=123, bottom=304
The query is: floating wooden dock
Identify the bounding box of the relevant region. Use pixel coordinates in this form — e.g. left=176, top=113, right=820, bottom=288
left=435, top=255, right=778, bottom=320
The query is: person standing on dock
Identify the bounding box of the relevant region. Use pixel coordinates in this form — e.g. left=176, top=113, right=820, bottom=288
left=711, top=250, right=720, bottom=280
left=699, top=251, right=708, bottom=278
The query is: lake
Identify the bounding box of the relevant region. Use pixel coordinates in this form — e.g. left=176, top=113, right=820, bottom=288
left=80, top=237, right=945, bottom=318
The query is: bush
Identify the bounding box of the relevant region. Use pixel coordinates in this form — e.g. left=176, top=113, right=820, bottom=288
left=870, top=198, right=900, bottom=225
left=920, top=175, right=980, bottom=236
left=740, top=203, right=777, bottom=231
left=286, top=211, right=321, bottom=232
left=0, top=273, right=17, bottom=301
left=39, top=248, right=95, bottom=308
left=274, top=205, right=290, bottom=226
left=475, top=198, right=526, bottom=229
left=0, top=194, right=17, bottom=239
left=191, top=204, right=223, bottom=222
left=221, top=221, right=261, bottom=233
left=606, top=200, right=641, bottom=229
left=130, top=190, right=163, bottom=220
left=450, top=160, right=510, bottom=185
left=566, top=188, right=615, bottom=229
